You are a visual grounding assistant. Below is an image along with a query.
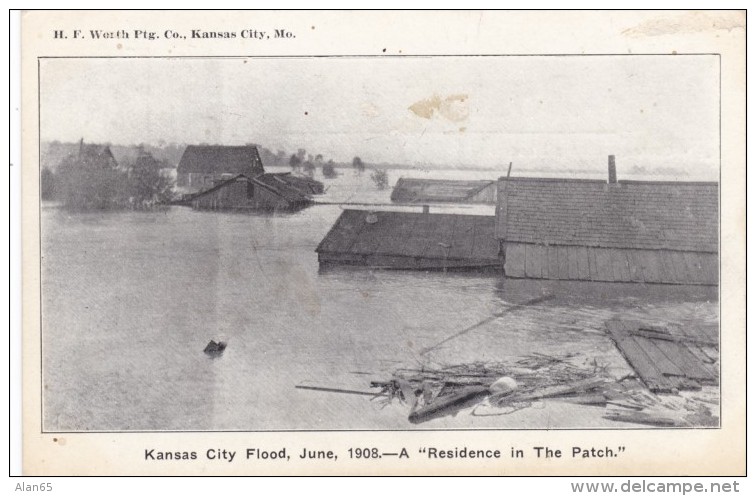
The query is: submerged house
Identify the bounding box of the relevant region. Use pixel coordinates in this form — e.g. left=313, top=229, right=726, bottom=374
left=316, top=156, right=718, bottom=285
left=391, top=178, right=497, bottom=204
left=496, top=157, right=718, bottom=285
left=177, top=145, right=265, bottom=193
left=316, top=209, right=500, bottom=269
left=190, top=173, right=318, bottom=211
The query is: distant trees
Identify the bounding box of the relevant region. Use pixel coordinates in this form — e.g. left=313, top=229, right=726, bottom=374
left=352, top=156, right=365, bottom=173
left=302, top=159, right=316, bottom=177
left=55, top=150, right=126, bottom=210
left=54, top=144, right=174, bottom=210
left=322, top=160, right=338, bottom=178
left=127, top=148, right=174, bottom=205
left=370, top=169, right=389, bottom=190
left=41, top=167, right=56, bottom=200
left=289, top=154, right=302, bottom=170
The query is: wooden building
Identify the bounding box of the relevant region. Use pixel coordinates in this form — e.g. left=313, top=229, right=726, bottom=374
left=316, top=209, right=500, bottom=270
left=391, top=178, right=497, bottom=204
left=496, top=158, right=718, bottom=285
left=177, top=145, right=265, bottom=193
left=190, top=173, right=316, bottom=211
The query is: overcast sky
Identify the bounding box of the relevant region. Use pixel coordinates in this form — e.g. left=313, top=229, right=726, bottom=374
left=40, top=56, right=719, bottom=176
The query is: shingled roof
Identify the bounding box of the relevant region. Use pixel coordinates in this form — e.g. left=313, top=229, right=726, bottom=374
left=496, top=177, right=718, bottom=253
left=177, top=145, right=264, bottom=176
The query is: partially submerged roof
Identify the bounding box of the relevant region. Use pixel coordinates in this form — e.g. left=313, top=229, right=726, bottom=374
left=270, top=173, right=325, bottom=195
left=496, top=178, right=718, bottom=253
left=189, top=173, right=312, bottom=204
left=391, top=178, right=495, bottom=203
left=177, top=145, right=264, bottom=176
left=252, top=173, right=313, bottom=204
left=317, top=210, right=499, bottom=262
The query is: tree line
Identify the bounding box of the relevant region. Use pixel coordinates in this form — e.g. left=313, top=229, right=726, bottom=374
left=42, top=145, right=174, bottom=210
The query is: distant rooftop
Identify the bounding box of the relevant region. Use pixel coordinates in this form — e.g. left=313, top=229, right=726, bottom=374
left=177, top=145, right=264, bottom=175
left=391, top=178, right=496, bottom=204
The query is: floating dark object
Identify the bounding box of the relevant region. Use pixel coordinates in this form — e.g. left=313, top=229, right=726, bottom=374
left=204, top=340, right=227, bottom=356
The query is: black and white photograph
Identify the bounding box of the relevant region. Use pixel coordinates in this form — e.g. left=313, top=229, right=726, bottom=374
left=16, top=9, right=745, bottom=477
left=39, top=54, right=720, bottom=431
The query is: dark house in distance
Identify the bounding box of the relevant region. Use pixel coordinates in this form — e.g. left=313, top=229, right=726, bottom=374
left=391, top=178, right=497, bottom=204
left=77, top=140, right=118, bottom=169
left=190, top=173, right=321, bottom=211
left=496, top=157, right=718, bottom=285
left=316, top=210, right=500, bottom=270
left=177, top=145, right=265, bottom=193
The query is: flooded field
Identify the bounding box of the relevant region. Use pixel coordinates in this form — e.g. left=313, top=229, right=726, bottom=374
left=41, top=168, right=718, bottom=431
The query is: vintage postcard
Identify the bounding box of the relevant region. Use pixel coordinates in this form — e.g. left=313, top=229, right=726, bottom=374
left=19, top=10, right=745, bottom=475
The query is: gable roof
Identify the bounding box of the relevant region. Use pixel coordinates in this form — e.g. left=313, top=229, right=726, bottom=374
left=177, top=145, right=264, bottom=175
left=496, top=177, right=718, bottom=253
left=316, top=210, right=499, bottom=262
left=189, top=173, right=311, bottom=204
left=391, top=178, right=495, bottom=203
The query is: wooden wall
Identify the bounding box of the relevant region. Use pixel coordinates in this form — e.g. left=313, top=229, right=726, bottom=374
left=504, top=243, right=717, bottom=285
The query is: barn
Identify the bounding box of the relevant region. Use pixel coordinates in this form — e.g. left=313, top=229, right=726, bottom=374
left=391, top=178, right=497, bottom=204
left=496, top=159, right=718, bottom=285
left=190, top=173, right=315, bottom=211
left=177, top=145, right=265, bottom=193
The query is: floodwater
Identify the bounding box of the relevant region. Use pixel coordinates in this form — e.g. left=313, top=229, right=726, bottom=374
left=41, top=167, right=718, bottom=431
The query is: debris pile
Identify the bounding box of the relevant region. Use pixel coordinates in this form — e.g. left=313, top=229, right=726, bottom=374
left=367, top=351, right=718, bottom=426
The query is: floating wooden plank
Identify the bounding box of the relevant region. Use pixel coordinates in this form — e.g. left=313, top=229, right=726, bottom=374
left=606, top=319, right=719, bottom=393
left=632, top=336, right=686, bottom=377
left=296, top=384, right=388, bottom=397
left=408, top=386, right=490, bottom=424
left=605, top=331, right=669, bottom=391
left=653, top=339, right=716, bottom=383
left=604, top=410, right=681, bottom=427
left=634, top=327, right=718, bottom=347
